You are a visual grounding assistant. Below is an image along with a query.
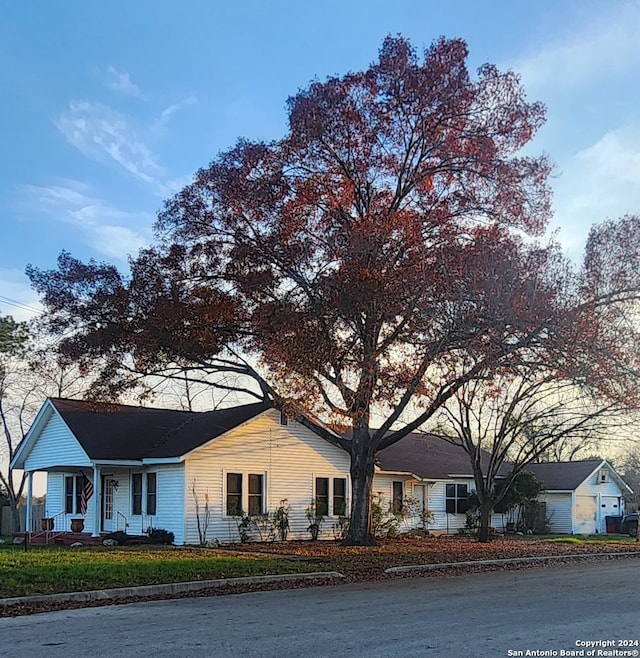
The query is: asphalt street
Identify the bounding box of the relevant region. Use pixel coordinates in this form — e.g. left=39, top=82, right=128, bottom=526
left=1, top=560, right=639, bottom=658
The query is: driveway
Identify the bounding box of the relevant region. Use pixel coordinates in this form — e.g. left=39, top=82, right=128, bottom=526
left=1, top=560, right=639, bottom=658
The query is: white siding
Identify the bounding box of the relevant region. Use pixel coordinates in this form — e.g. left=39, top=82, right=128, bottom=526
left=155, top=465, right=185, bottom=544
left=370, top=477, right=487, bottom=535
left=43, top=471, right=98, bottom=533
left=114, top=466, right=186, bottom=544
left=575, top=465, right=626, bottom=533
left=184, top=410, right=350, bottom=544
left=541, top=493, right=573, bottom=533
left=44, top=472, right=64, bottom=529
left=24, top=412, right=90, bottom=471
left=425, top=480, right=479, bottom=534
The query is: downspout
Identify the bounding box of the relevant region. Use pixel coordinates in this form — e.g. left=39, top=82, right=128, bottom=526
left=25, top=471, right=33, bottom=534
left=92, top=464, right=101, bottom=537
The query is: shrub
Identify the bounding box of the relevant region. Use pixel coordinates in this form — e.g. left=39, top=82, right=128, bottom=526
left=148, top=528, right=175, bottom=544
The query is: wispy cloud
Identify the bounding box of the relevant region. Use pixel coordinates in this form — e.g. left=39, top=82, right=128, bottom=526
left=513, top=2, right=640, bottom=92
left=552, top=124, right=640, bottom=257
left=53, top=99, right=194, bottom=197
left=151, top=95, right=198, bottom=138
left=159, top=96, right=197, bottom=125
left=20, top=182, right=152, bottom=261
left=106, top=66, right=145, bottom=99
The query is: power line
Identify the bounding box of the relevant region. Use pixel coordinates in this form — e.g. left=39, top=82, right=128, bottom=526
left=0, top=295, right=42, bottom=316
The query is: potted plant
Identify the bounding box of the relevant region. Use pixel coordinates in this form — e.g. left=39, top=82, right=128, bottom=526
left=70, top=518, right=85, bottom=533
left=41, top=517, right=54, bottom=531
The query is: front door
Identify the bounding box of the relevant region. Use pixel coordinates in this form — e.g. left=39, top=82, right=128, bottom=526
left=101, top=476, right=115, bottom=532
left=413, top=484, right=428, bottom=529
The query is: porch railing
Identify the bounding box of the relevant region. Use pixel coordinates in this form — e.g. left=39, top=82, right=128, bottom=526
left=116, top=511, right=128, bottom=533
left=29, top=510, right=66, bottom=544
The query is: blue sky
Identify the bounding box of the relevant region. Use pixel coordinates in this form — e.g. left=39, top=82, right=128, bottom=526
left=3, top=0, right=640, bottom=321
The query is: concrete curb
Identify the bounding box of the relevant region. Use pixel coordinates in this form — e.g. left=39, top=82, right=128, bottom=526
left=0, top=571, right=344, bottom=608
left=384, top=551, right=640, bottom=573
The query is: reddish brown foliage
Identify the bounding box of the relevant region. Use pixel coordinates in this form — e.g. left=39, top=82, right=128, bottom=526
left=26, top=38, right=640, bottom=545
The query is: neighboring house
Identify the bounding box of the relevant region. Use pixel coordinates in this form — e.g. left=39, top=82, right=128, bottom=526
left=374, top=432, right=509, bottom=534
left=10, top=397, right=633, bottom=542
left=526, top=460, right=631, bottom=534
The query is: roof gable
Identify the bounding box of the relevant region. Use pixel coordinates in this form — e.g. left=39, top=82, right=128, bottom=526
left=525, top=460, right=604, bottom=491
left=47, top=398, right=272, bottom=461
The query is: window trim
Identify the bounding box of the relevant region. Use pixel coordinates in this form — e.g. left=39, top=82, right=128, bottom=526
left=131, top=471, right=158, bottom=517
left=445, top=482, right=469, bottom=515
left=224, top=471, right=268, bottom=517
left=64, top=475, right=87, bottom=515
left=313, top=475, right=349, bottom=517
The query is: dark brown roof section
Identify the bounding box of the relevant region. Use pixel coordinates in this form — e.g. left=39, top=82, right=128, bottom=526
left=376, top=433, right=509, bottom=480
left=525, top=460, right=602, bottom=491
left=50, top=398, right=271, bottom=460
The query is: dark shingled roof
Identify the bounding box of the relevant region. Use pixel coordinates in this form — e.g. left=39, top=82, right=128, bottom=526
left=376, top=433, right=509, bottom=480
left=50, top=398, right=271, bottom=460
left=525, top=460, right=602, bottom=491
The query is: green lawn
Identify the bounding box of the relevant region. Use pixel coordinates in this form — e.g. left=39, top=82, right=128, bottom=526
left=1, top=534, right=637, bottom=600
left=0, top=545, right=312, bottom=598
left=540, top=534, right=637, bottom=544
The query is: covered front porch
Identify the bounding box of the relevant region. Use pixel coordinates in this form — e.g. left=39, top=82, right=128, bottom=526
left=23, top=463, right=154, bottom=541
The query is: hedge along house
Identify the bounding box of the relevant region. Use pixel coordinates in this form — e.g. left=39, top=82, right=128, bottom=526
left=525, top=460, right=632, bottom=534
left=10, top=398, right=351, bottom=544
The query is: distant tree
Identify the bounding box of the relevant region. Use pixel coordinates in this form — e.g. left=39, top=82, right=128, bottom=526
left=435, top=360, right=632, bottom=542
left=435, top=214, right=640, bottom=542
left=616, top=445, right=640, bottom=512
left=0, top=313, right=29, bottom=530
left=0, top=318, right=88, bottom=531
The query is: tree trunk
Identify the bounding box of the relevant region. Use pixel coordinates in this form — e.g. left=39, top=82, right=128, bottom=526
left=343, top=427, right=376, bottom=546
left=477, top=500, right=493, bottom=543
left=9, top=501, right=21, bottom=533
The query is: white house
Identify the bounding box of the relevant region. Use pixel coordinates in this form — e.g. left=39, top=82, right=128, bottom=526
left=526, top=460, right=631, bottom=534
left=10, top=398, right=351, bottom=544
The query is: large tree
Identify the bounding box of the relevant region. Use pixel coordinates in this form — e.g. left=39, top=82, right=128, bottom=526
left=29, top=36, right=568, bottom=545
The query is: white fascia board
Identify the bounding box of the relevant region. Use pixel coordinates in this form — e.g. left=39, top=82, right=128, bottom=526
left=94, top=460, right=144, bottom=467
left=141, top=457, right=182, bottom=465
left=376, top=469, right=421, bottom=480
left=11, top=399, right=91, bottom=470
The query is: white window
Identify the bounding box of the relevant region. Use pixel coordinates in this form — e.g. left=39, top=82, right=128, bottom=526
left=225, top=472, right=267, bottom=516
left=131, top=472, right=158, bottom=516
left=314, top=476, right=348, bottom=516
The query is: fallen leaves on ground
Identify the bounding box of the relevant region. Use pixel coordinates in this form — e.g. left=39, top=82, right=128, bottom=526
left=2, top=535, right=638, bottom=617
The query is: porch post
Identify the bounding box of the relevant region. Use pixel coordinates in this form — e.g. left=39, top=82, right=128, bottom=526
left=92, top=464, right=101, bottom=537
left=25, top=471, right=33, bottom=533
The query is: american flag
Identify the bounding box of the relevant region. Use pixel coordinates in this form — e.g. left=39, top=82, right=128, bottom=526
left=79, top=478, right=94, bottom=514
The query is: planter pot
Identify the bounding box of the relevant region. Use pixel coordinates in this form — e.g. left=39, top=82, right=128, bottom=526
left=41, top=517, right=54, bottom=532
left=70, top=518, right=85, bottom=533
